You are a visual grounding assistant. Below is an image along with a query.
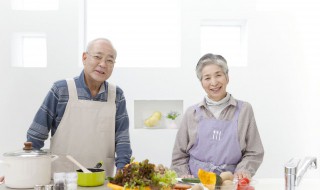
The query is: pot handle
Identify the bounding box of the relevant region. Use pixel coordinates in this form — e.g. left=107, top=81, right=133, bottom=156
left=51, top=155, right=59, bottom=162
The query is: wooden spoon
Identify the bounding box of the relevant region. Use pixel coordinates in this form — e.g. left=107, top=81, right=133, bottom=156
left=66, top=155, right=92, bottom=173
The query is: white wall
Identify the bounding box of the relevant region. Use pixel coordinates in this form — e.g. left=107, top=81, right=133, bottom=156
left=1, top=0, right=320, bottom=179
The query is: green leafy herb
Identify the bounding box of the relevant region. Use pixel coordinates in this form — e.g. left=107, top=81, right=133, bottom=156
left=108, top=159, right=177, bottom=189
left=166, top=111, right=180, bottom=120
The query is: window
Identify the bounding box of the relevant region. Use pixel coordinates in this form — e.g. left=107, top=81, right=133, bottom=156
left=200, top=20, right=248, bottom=67
left=11, top=0, right=59, bottom=10
left=85, top=0, right=181, bottom=68
left=11, top=33, right=47, bottom=68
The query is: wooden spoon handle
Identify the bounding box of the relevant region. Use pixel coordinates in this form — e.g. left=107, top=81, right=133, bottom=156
left=66, top=155, right=92, bottom=173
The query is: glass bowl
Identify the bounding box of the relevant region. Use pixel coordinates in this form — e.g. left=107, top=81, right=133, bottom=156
left=200, top=179, right=257, bottom=190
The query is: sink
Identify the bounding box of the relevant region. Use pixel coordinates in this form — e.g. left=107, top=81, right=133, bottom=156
left=255, top=178, right=320, bottom=190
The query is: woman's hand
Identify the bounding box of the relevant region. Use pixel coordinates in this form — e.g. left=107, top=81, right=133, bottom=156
left=234, top=171, right=251, bottom=180
left=0, top=176, right=4, bottom=184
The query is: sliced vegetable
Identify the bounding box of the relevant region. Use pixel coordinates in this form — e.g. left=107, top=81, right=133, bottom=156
left=198, top=169, right=222, bottom=190
left=181, top=178, right=201, bottom=183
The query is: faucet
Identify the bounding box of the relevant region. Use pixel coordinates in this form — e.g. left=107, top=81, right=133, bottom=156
left=284, top=157, right=317, bottom=190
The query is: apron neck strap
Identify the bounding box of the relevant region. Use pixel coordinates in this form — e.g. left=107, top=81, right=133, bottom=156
left=107, top=82, right=116, bottom=103
left=66, top=78, right=78, bottom=100
left=232, top=100, right=243, bottom=121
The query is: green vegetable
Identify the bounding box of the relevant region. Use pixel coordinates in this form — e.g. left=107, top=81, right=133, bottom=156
left=108, top=158, right=177, bottom=189
left=182, top=178, right=201, bottom=183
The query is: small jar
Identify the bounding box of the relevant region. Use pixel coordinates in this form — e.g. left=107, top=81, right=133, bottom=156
left=45, top=184, right=54, bottom=190
left=34, top=184, right=45, bottom=190
left=65, top=172, right=78, bottom=190
left=53, top=172, right=66, bottom=190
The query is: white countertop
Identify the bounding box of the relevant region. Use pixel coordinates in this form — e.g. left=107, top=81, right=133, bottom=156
left=0, top=182, right=110, bottom=190
left=252, top=178, right=320, bottom=190
left=1, top=178, right=319, bottom=190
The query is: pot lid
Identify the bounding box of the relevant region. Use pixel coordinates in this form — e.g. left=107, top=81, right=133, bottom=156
left=3, top=142, right=50, bottom=157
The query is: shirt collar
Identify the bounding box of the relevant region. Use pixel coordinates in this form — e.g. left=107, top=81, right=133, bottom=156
left=197, top=93, right=237, bottom=109
left=205, top=93, right=231, bottom=106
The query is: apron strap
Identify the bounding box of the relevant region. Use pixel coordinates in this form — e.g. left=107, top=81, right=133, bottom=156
left=66, top=78, right=78, bottom=100
left=232, top=100, right=243, bottom=121
left=107, top=82, right=116, bottom=103
left=194, top=105, right=204, bottom=121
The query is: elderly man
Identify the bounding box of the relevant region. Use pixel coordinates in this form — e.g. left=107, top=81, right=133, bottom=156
left=25, top=38, right=132, bottom=176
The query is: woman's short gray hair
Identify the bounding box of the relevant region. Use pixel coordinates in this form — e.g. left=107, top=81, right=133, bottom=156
left=195, top=53, right=229, bottom=80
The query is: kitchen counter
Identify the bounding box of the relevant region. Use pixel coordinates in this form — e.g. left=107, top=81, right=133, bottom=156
left=0, top=182, right=111, bottom=190
left=1, top=179, right=320, bottom=190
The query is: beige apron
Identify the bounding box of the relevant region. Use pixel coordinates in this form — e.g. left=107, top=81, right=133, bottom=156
left=50, top=78, right=116, bottom=177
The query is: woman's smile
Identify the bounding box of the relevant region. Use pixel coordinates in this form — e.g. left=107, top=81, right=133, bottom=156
left=201, top=64, right=228, bottom=101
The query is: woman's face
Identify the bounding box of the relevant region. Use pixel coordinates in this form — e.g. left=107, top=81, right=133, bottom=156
left=201, top=64, right=229, bottom=101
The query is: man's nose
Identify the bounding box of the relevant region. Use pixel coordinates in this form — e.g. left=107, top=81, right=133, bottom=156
left=98, top=61, right=108, bottom=68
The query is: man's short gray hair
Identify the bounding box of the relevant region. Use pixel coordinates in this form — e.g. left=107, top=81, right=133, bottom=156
left=195, top=53, right=228, bottom=80
left=86, top=38, right=117, bottom=57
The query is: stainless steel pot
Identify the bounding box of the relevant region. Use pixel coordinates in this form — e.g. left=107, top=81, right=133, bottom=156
left=0, top=142, right=58, bottom=188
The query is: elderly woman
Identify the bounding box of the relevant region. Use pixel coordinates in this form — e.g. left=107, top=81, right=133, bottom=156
left=171, top=53, right=264, bottom=180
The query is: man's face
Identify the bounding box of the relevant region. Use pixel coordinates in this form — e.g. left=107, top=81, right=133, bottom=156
left=82, top=40, right=116, bottom=84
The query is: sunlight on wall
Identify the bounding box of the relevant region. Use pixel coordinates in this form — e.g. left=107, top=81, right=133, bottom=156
left=11, top=33, right=47, bottom=68
left=85, top=0, right=181, bottom=68
left=200, top=20, right=247, bottom=67
left=11, top=0, right=59, bottom=10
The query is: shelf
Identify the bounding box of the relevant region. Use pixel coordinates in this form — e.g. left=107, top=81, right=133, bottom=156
left=134, top=100, right=183, bottom=129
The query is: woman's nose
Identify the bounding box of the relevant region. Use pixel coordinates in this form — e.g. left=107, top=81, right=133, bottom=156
left=210, top=79, right=218, bottom=86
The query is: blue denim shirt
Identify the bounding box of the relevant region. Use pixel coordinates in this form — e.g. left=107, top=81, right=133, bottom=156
left=27, top=70, right=132, bottom=169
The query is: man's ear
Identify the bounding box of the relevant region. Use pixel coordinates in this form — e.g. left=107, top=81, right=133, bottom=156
left=82, top=52, right=87, bottom=65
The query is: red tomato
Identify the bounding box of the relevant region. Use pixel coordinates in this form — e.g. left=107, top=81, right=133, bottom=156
left=241, top=177, right=250, bottom=184
left=237, top=185, right=247, bottom=190
left=238, top=179, right=249, bottom=186
left=245, top=186, right=255, bottom=190
left=237, top=178, right=250, bottom=190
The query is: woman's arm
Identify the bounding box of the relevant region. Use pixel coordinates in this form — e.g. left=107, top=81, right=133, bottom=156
left=235, top=102, right=264, bottom=177
left=171, top=107, right=198, bottom=177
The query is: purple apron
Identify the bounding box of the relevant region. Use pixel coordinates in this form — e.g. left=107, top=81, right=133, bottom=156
left=189, top=101, right=243, bottom=177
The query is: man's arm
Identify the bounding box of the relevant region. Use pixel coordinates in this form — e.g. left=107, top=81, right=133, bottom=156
left=114, top=88, right=132, bottom=169
left=27, top=84, right=60, bottom=149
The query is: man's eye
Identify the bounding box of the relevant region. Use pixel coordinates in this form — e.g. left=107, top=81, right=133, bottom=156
left=94, top=56, right=102, bottom=60
left=107, top=60, right=115, bottom=64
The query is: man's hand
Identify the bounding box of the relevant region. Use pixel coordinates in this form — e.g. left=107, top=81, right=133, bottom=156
left=0, top=176, right=4, bottom=184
